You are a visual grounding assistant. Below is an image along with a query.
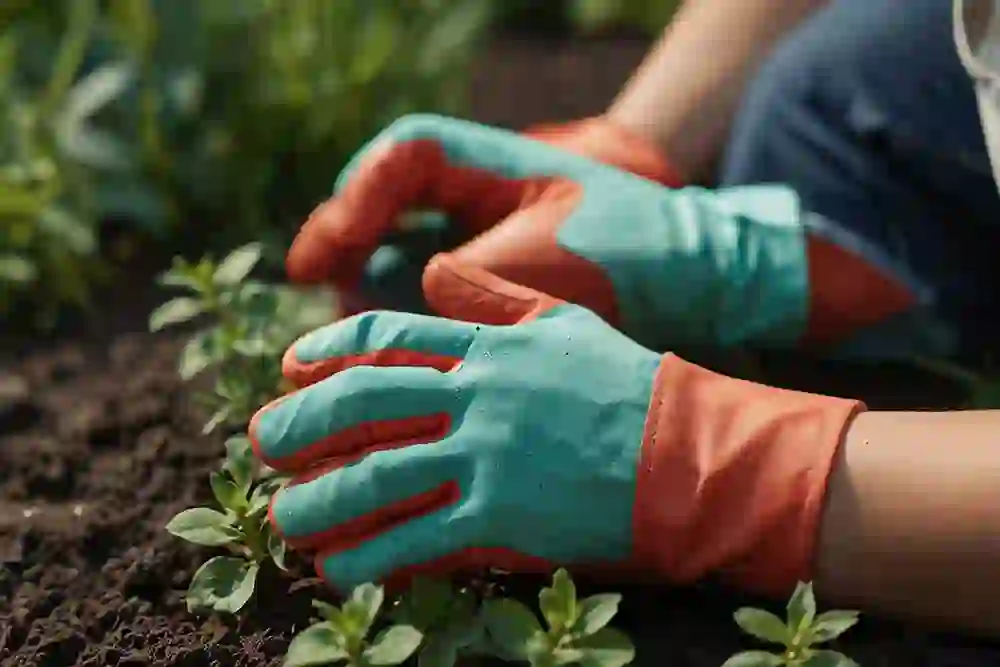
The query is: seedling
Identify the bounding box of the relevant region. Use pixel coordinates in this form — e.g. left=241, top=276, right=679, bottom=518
left=166, top=434, right=290, bottom=614
left=389, top=576, right=491, bottom=667
left=723, top=582, right=860, bottom=667
left=285, top=583, right=424, bottom=667
left=149, top=241, right=335, bottom=432
left=481, top=568, right=635, bottom=667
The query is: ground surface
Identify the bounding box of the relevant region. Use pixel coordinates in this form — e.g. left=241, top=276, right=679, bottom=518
left=2, top=34, right=999, bottom=667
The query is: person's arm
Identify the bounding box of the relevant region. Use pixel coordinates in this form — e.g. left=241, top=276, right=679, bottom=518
left=606, top=0, right=830, bottom=182
left=817, top=410, right=1000, bottom=636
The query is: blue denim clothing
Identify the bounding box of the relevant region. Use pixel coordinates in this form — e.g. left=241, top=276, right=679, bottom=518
left=721, top=0, right=1000, bottom=359
left=351, top=0, right=1000, bottom=360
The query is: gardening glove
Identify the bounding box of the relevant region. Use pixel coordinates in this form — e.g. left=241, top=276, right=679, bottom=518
left=288, top=114, right=920, bottom=354
left=249, top=254, right=864, bottom=596
left=288, top=113, right=681, bottom=318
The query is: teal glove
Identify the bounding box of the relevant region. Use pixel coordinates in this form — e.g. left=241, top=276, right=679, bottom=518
left=251, top=265, right=660, bottom=588
left=288, top=115, right=812, bottom=351
left=250, top=256, right=862, bottom=594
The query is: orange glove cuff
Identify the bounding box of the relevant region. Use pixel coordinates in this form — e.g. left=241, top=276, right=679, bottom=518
left=524, top=116, right=685, bottom=187
left=634, top=354, right=866, bottom=595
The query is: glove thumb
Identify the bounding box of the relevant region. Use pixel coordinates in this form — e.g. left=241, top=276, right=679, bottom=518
left=422, top=253, right=563, bottom=326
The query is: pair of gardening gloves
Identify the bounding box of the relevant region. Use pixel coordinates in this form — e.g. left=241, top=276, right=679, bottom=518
left=248, top=114, right=880, bottom=598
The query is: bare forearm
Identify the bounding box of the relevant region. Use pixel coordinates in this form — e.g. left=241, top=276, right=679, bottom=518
left=817, top=410, right=1000, bottom=636
left=607, top=0, right=829, bottom=182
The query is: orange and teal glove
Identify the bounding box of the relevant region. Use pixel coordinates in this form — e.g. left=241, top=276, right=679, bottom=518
left=249, top=255, right=863, bottom=595
left=290, top=113, right=681, bottom=317
left=288, top=114, right=918, bottom=354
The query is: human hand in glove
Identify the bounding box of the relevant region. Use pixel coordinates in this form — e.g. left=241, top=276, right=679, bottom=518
left=287, top=112, right=682, bottom=321
left=249, top=254, right=862, bottom=595
left=289, top=114, right=915, bottom=353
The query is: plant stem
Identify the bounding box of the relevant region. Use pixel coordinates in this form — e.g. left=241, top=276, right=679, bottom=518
left=43, top=0, right=98, bottom=117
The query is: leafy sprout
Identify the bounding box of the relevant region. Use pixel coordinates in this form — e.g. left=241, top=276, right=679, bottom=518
left=724, top=582, right=860, bottom=667
left=389, top=576, right=490, bottom=667
left=165, top=434, right=290, bottom=614
left=285, top=583, right=424, bottom=667
left=481, top=568, right=635, bottom=667
left=149, top=241, right=335, bottom=432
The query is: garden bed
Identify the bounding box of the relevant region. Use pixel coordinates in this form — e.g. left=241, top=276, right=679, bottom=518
left=2, top=34, right=999, bottom=667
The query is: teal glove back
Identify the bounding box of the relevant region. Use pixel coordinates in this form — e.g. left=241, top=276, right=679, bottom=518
left=250, top=279, right=662, bottom=589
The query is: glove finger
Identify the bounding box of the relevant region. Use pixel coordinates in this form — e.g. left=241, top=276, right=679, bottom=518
left=288, top=114, right=546, bottom=286
left=250, top=364, right=453, bottom=472
left=442, top=184, right=622, bottom=326
left=422, top=253, right=564, bottom=326
left=269, top=439, right=462, bottom=555
left=312, top=509, right=465, bottom=592
left=283, top=309, right=477, bottom=388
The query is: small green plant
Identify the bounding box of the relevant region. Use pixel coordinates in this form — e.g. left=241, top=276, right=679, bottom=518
left=149, top=241, right=334, bottom=432
left=389, top=576, right=491, bottom=667
left=285, top=583, right=424, bottom=667
left=166, top=434, right=290, bottom=614
left=723, top=582, right=859, bottom=667
left=480, top=569, right=635, bottom=667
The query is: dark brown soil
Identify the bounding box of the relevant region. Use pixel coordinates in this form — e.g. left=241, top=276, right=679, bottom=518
left=2, top=34, right=999, bottom=667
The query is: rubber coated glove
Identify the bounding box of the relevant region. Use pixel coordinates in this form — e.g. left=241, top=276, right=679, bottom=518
left=288, top=114, right=919, bottom=354
left=290, top=114, right=681, bottom=316
left=250, top=254, right=863, bottom=595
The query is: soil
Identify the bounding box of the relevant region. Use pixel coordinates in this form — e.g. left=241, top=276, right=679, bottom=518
left=2, top=34, right=999, bottom=667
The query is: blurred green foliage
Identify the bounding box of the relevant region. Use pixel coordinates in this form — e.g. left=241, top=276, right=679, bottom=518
left=499, top=0, right=679, bottom=36
left=0, top=0, right=494, bottom=328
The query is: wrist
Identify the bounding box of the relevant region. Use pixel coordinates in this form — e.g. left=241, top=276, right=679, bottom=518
left=633, top=354, right=865, bottom=594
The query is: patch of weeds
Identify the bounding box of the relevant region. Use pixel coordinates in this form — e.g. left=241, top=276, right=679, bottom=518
left=724, top=582, right=859, bottom=667
left=166, top=434, right=290, bottom=614
left=149, top=241, right=334, bottom=432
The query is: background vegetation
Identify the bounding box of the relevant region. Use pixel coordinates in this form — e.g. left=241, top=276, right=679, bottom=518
left=0, top=0, right=673, bottom=330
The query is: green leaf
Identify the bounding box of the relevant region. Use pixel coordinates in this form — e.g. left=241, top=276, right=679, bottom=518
left=210, top=471, right=245, bottom=511
left=186, top=556, right=259, bottom=614
left=224, top=435, right=255, bottom=492
left=733, top=608, right=792, bottom=646
left=62, top=61, right=134, bottom=121
left=313, top=599, right=346, bottom=626
left=364, top=624, right=424, bottom=665
left=350, top=8, right=398, bottom=83
left=394, top=576, right=455, bottom=629
left=574, top=627, right=635, bottom=667
left=284, top=622, right=349, bottom=667
left=720, top=651, right=786, bottom=667
left=203, top=406, right=233, bottom=434
left=540, top=568, right=577, bottom=631
left=213, top=242, right=262, bottom=286
left=248, top=483, right=273, bottom=516
left=417, top=0, right=492, bottom=73
left=802, top=650, right=860, bottom=667
left=351, top=581, right=386, bottom=628
left=56, top=123, right=134, bottom=172
left=178, top=329, right=217, bottom=380
left=36, top=207, right=96, bottom=254
left=150, top=297, right=205, bottom=331
left=267, top=524, right=287, bottom=571
left=0, top=255, right=36, bottom=283
left=552, top=647, right=586, bottom=665
left=418, top=636, right=459, bottom=667
left=809, top=610, right=860, bottom=644
left=165, top=507, right=240, bottom=546
left=787, top=582, right=817, bottom=634
left=482, top=598, right=543, bottom=661
left=575, top=594, right=621, bottom=637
